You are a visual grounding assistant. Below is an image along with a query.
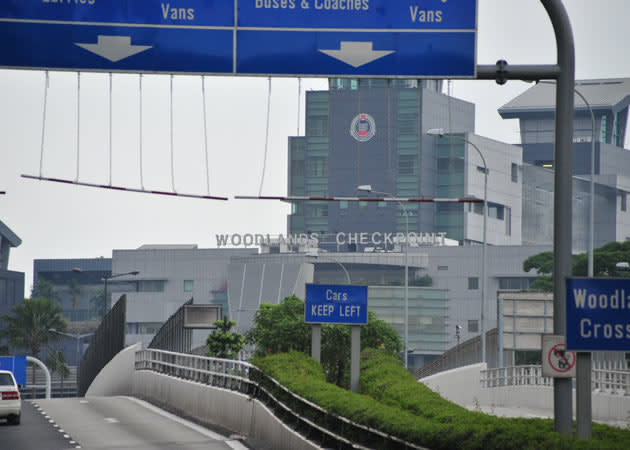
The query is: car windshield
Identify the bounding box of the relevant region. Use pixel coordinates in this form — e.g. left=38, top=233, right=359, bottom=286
left=0, top=373, right=15, bottom=386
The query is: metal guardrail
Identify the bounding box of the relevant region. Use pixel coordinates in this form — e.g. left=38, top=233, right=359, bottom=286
left=482, top=365, right=630, bottom=395
left=135, top=348, right=426, bottom=450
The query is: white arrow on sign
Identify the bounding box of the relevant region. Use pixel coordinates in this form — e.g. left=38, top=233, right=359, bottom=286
left=75, top=35, right=152, bottom=63
left=318, top=41, right=395, bottom=68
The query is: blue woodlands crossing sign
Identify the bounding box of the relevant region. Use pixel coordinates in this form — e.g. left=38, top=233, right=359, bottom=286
left=305, top=283, right=368, bottom=325
left=566, top=278, right=630, bottom=351
left=1, top=0, right=477, bottom=77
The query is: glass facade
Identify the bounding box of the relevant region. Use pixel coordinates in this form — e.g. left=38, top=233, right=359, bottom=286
left=369, top=286, right=449, bottom=353
left=435, top=137, right=465, bottom=240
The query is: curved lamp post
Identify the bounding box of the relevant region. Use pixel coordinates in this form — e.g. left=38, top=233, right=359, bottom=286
left=357, top=184, right=410, bottom=369
left=427, top=129, right=488, bottom=364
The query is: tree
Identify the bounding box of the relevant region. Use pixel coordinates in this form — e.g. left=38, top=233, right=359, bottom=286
left=206, top=318, right=245, bottom=359
left=246, top=296, right=403, bottom=387
left=31, top=278, right=57, bottom=303
left=67, top=278, right=82, bottom=311
left=523, top=241, right=630, bottom=291
left=0, top=297, right=67, bottom=358
left=245, top=296, right=311, bottom=356
left=46, top=350, right=70, bottom=396
left=90, top=289, right=106, bottom=319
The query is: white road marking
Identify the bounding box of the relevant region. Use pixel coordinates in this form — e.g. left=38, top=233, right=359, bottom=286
left=104, top=417, right=119, bottom=424
left=121, top=396, right=246, bottom=447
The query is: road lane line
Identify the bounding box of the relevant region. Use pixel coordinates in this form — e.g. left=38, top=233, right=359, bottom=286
left=121, top=396, right=240, bottom=443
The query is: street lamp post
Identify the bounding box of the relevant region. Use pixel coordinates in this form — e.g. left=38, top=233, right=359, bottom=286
left=357, top=184, right=410, bottom=369
left=426, top=129, right=488, bottom=364
left=102, top=271, right=140, bottom=314
left=535, top=80, right=596, bottom=439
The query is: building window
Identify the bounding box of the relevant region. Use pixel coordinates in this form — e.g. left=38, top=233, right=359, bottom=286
left=308, top=116, right=328, bottom=136
left=468, top=320, right=479, bottom=333
left=398, top=154, right=417, bottom=175
left=306, top=157, right=327, bottom=177
left=511, top=163, right=518, bottom=183
left=468, top=277, right=479, bottom=290
left=621, top=194, right=627, bottom=212
left=437, top=265, right=448, bottom=271
left=505, top=206, right=512, bottom=235
left=339, top=200, right=348, bottom=209
left=138, top=280, right=165, bottom=292
left=600, top=115, right=607, bottom=143
left=184, top=280, right=194, bottom=292
left=488, top=202, right=504, bottom=220
left=359, top=201, right=368, bottom=209
left=378, top=201, right=387, bottom=208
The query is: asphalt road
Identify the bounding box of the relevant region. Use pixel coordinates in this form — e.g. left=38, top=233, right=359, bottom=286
left=0, top=400, right=77, bottom=449
left=6, top=396, right=250, bottom=450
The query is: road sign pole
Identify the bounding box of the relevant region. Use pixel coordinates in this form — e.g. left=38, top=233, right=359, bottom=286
left=311, top=324, right=321, bottom=363
left=350, top=325, right=361, bottom=393
left=576, top=352, right=592, bottom=438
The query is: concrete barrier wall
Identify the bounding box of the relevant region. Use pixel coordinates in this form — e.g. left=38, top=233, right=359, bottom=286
left=421, top=364, right=630, bottom=424
left=85, top=343, right=142, bottom=397
left=132, top=370, right=321, bottom=450
left=421, top=363, right=488, bottom=406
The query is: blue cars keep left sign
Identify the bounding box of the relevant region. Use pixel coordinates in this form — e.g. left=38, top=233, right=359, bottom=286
left=305, top=284, right=368, bottom=325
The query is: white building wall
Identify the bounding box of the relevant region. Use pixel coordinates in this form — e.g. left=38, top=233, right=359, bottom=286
left=112, top=246, right=256, bottom=347
left=464, top=134, right=523, bottom=246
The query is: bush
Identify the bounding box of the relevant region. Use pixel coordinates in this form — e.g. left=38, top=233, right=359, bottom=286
left=253, top=349, right=630, bottom=450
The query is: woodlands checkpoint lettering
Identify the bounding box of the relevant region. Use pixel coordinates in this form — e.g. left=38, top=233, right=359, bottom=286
left=255, top=0, right=446, bottom=23
left=215, top=231, right=448, bottom=248
left=572, top=288, right=630, bottom=341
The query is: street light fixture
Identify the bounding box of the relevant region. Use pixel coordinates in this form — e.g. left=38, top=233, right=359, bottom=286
left=426, top=128, right=489, bottom=364
left=305, top=249, right=351, bottom=284
left=357, top=184, right=410, bottom=369
left=48, top=328, right=94, bottom=367
left=102, top=271, right=140, bottom=314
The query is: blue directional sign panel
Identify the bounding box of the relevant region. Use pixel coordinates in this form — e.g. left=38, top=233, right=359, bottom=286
left=305, top=283, right=368, bottom=325
left=1, top=0, right=477, bottom=77
left=566, top=278, right=630, bottom=351
left=0, top=356, right=27, bottom=387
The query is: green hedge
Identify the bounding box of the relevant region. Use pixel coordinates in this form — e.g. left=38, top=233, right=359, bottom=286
left=253, top=350, right=630, bottom=450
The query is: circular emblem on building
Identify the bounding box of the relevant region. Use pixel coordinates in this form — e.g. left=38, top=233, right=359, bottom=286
left=350, top=113, right=376, bottom=142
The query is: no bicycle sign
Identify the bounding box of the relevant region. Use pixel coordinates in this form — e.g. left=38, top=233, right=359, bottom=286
left=541, top=335, right=576, bottom=378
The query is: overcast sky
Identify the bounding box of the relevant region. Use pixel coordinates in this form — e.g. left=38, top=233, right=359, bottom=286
left=2, top=0, right=630, bottom=294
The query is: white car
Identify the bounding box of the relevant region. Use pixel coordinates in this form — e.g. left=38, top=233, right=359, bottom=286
left=0, top=370, right=21, bottom=425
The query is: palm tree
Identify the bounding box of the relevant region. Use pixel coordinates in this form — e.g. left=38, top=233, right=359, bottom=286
left=67, top=278, right=82, bottom=315
left=31, top=278, right=58, bottom=303
left=0, top=297, right=67, bottom=398
left=46, top=350, right=70, bottom=397
left=0, top=297, right=67, bottom=358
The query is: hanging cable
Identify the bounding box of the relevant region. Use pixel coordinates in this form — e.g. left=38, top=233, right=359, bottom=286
left=108, top=73, right=113, bottom=186
left=169, top=74, right=176, bottom=192
left=201, top=76, right=211, bottom=195
left=258, top=77, right=272, bottom=196
left=297, top=77, right=302, bottom=136
left=139, top=74, right=145, bottom=190
left=75, top=72, right=81, bottom=182
left=39, top=71, right=50, bottom=178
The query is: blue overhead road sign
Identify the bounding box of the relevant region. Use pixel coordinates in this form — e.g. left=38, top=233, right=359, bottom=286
left=1, top=0, right=477, bottom=77
left=305, top=284, right=368, bottom=325
left=566, top=278, right=630, bottom=351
